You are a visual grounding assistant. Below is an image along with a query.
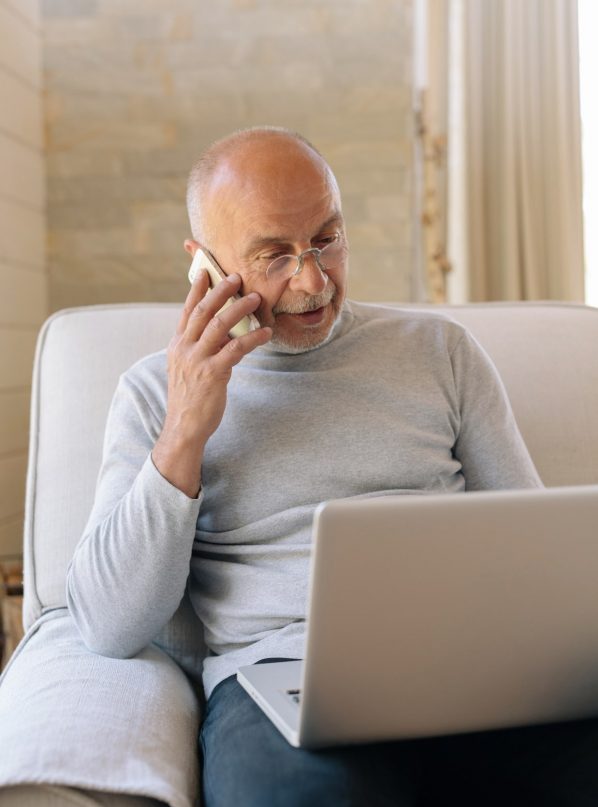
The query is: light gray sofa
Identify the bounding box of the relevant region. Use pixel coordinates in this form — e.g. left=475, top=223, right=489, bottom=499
left=0, top=301, right=597, bottom=806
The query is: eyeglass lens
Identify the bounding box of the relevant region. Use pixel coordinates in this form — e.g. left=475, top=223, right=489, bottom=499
left=266, top=237, right=343, bottom=281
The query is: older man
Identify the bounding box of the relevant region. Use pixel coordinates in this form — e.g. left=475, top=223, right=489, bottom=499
left=67, top=127, right=598, bottom=807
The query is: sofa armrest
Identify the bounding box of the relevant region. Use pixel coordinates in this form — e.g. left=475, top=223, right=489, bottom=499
left=0, top=611, right=200, bottom=807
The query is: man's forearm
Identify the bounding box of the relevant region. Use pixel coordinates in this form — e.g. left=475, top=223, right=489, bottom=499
left=152, top=428, right=204, bottom=499
left=66, top=454, right=201, bottom=658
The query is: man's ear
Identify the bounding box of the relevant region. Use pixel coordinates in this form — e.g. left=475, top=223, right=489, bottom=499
left=184, top=238, right=201, bottom=257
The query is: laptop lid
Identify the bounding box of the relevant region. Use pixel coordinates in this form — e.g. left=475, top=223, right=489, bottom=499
left=296, top=485, right=598, bottom=747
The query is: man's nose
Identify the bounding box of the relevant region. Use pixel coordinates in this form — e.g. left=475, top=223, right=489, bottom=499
left=288, top=253, right=328, bottom=295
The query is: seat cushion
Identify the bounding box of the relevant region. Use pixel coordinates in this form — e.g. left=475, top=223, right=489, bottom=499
left=0, top=611, right=200, bottom=807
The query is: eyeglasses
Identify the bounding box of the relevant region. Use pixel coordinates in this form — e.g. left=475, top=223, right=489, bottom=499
left=265, top=233, right=345, bottom=283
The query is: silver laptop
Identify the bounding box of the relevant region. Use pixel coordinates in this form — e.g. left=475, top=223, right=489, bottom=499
left=237, top=485, right=598, bottom=748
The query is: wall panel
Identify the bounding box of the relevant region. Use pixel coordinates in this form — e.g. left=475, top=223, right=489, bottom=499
left=42, top=0, right=415, bottom=311
left=0, top=0, right=46, bottom=559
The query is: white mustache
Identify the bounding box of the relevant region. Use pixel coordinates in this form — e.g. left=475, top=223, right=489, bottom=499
left=273, top=285, right=335, bottom=315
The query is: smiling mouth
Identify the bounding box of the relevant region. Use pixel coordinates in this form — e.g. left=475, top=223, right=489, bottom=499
left=286, top=305, right=327, bottom=324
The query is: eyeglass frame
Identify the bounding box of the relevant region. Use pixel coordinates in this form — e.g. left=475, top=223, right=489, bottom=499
left=264, top=232, right=345, bottom=282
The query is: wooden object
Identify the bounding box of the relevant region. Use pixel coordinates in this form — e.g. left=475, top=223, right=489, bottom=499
left=0, top=562, right=24, bottom=671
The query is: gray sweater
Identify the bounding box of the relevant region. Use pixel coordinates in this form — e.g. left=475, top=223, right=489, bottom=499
left=67, top=302, right=542, bottom=697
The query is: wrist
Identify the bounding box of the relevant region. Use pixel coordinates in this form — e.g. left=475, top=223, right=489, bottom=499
left=152, top=430, right=204, bottom=499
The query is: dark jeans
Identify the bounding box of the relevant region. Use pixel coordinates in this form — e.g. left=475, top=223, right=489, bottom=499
left=199, top=660, right=598, bottom=807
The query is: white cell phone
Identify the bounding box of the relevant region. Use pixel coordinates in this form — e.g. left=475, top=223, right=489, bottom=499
left=188, top=248, right=260, bottom=339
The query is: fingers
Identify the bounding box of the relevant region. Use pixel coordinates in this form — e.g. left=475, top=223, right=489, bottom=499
left=175, top=269, right=272, bottom=361
left=209, top=325, right=273, bottom=373
left=176, top=268, right=210, bottom=336
left=198, top=290, right=261, bottom=350
left=184, top=272, right=267, bottom=340
left=183, top=273, right=246, bottom=343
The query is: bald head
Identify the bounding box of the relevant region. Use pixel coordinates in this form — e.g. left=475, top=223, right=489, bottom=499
left=186, top=126, right=341, bottom=245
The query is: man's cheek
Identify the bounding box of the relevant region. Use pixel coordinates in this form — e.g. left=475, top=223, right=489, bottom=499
left=256, top=300, right=276, bottom=328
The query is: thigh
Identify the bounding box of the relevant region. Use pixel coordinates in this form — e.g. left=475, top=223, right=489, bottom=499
left=199, top=668, right=424, bottom=807
left=427, top=717, right=598, bottom=807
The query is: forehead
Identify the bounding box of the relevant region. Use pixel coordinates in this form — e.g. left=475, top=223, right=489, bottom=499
left=203, top=140, right=342, bottom=245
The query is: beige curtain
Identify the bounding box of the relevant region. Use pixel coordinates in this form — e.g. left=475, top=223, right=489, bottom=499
left=464, top=0, right=584, bottom=301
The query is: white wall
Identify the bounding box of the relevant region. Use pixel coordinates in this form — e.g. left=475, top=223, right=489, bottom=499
left=0, top=0, right=47, bottom=558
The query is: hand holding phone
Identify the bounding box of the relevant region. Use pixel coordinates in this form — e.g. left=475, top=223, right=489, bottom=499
left=152, top=254, right=271, bottom=498
left=188, top=248, right=260, bottom=339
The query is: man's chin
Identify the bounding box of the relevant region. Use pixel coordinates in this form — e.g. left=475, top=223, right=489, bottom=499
left=269, top=304, right=339, bottom=354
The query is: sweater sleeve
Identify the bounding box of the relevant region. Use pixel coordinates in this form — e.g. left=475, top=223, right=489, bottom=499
left=450, top=328, right=543, bottom=491
left=66, top=370, right=203, bottom=658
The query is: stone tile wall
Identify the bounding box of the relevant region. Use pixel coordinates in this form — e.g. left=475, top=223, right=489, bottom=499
left=0, top=0, right=46, bottom=558
left=43, top=0, right=416, bottom=311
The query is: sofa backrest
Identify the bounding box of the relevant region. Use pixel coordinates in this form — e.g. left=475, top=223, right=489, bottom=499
left=23, top=301, right=598, bottom=629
